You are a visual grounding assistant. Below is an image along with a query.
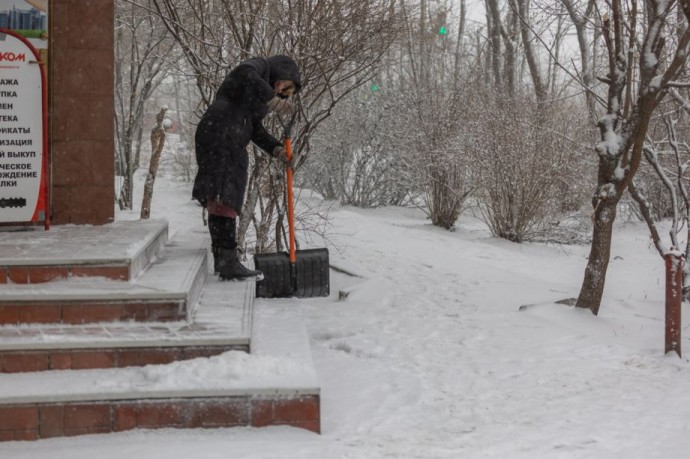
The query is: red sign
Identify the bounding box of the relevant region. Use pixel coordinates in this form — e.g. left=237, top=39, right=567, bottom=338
left=0, top=28, right=48, bottom=228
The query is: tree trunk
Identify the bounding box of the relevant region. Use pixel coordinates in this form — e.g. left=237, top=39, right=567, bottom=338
left=118, top=175, right=132, bottom=210
left=576, top=85, right=658, bottom=314
left=117, top=142, right=134, bottom=210
left=576, top=199, right=618, bottom=315
left=485, top=0, right=503, bottom=89
left=141, top=108, right=168, bottom=220
left=237, top=152, right=270, bottom=254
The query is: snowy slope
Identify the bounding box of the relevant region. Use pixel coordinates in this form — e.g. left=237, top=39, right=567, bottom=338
left=2, top=169, right=689, bottom=459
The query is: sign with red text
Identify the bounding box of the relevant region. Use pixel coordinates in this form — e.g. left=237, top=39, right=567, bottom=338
left=0, top=29, right=47, bottom=224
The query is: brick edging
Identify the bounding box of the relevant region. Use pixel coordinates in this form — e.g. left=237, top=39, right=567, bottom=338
left=0, top=344, right=249, bottom=373
left=0, top=265, right=130, bottom=284
left=0, top=395, right=320, bottom=441
left=0, top=300, right=185, bottom=325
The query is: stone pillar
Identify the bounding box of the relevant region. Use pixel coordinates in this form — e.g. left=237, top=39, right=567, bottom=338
left=49, top=0, right=114, bottom=225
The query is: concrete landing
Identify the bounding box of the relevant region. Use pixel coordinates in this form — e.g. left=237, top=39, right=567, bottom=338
left=0, top=220, right=169, bottom=283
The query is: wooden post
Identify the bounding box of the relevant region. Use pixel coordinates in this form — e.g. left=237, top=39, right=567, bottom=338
left=664, top=253, right=683, bottom=357
left=140, top=108, right=168, bottom=220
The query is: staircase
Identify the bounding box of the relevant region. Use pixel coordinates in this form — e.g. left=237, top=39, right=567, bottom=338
left=0, top=220, right=320, bottom=441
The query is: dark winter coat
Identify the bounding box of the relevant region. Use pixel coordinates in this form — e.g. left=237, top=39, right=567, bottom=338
left=192, top=56, right=302, bottom=212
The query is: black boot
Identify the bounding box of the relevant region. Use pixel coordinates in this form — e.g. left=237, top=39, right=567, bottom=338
left=212, top=245, right=220, bottom=274
left=218, top=248, right=263, bottom=280
left=208, top=214, right=231, bottom=276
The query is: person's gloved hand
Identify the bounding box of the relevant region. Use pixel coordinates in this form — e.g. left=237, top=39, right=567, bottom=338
left=273, top=146, right=297, bottom=169
left=266, top=97, right=293, bottom=117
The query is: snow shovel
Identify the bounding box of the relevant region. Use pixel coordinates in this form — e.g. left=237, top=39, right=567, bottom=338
left=254, top=114, right=330, bottom=298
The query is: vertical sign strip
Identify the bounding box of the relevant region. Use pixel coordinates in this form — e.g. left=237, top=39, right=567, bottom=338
left=0, top=28, right=47, bottom=226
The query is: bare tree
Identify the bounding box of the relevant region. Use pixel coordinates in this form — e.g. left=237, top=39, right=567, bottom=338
left=395, top=0, right=474, bottom=229
left=576, top=0, right=690, bottom=315
left=460, top=0, right=594, bottom=241
left=630, top=92, right=690, bottom=298
left=150, top=0, right=400, bottom=254
left=468, top=92, right=590, bottom=242
left=115, top=0, right=174, bottom=210
left=559, top=0, right=599, bottom=121
left=305, top=89, right=413, bottom=208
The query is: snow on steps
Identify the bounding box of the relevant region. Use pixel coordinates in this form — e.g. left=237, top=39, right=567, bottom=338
left=0, top=220, right=321, bottom=440
left=0, top=234, right=207, bottom=326
left=0, top=279, right=254, bottom=373
left=0, top=308, right=320, bottom=440
left=0, top=220, right=169, bottom=284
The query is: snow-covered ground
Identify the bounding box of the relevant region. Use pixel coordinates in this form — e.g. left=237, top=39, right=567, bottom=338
left=2, top=164, right=690, bottom=458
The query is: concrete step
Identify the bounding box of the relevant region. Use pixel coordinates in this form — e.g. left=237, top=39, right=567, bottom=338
left=0, top=237, right=207, bottom=326
left=0, top=305, right=320, bottom=440
left=0, top=220, right=168, bottom=284
left=0, top=280, right=254, bottom=373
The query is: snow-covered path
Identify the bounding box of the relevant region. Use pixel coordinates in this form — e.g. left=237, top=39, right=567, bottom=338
left=301, top=207, right=690, bottom=458
left=2, top=177, right=690, bottom=458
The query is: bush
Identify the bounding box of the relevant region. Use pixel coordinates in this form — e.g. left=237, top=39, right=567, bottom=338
left=304, top=91, right=413, bottom=208
left=469, top=95, right=591, bottom=243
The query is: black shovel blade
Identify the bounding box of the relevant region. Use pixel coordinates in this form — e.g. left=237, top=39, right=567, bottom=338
left=254, top=248, right=330, bottom=298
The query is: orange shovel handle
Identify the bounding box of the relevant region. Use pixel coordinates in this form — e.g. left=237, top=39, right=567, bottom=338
left=285, top=137, right=297, bottom=264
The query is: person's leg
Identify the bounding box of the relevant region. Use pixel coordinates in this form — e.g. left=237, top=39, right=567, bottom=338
left=209, top=213, right=236, bottom=249
left=210, top=215, right=262, bottom=280
left=207, top=213, right=230, bottom=274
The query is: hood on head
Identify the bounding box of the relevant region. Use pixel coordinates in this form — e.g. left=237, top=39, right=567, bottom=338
left=267, top=55, right=302, bottom=94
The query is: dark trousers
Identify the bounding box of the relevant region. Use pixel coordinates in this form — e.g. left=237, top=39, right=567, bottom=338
left=208, top=214, right=237, bottom=250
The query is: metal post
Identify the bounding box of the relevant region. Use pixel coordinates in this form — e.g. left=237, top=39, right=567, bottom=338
left=664, top=253, right=683, bottom=357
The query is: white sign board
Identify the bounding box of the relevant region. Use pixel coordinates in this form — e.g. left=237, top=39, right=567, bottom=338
left=0, top=30, right=46, bottom=223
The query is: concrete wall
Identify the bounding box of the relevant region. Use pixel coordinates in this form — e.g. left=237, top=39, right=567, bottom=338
left=49, top=0, right=114, bottom=225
